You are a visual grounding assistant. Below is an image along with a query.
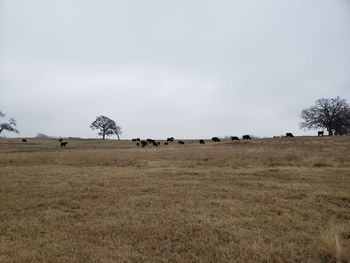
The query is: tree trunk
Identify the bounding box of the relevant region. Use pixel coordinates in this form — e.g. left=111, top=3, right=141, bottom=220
left=328, top=130, right=333, bottom=136
left=117, top=133, right=120, bottom=140
left=103, top=130, right=106, bottom=140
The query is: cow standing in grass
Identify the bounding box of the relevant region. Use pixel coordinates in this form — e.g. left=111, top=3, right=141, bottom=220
left=243, top=135, right=251, bottom=140
left=147, top=139, right=155, bottom=144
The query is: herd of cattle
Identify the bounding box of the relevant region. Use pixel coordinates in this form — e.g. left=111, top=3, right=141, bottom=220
left=131, top=133, right=297, bottom=148
left=21, top=138, right=68, bottom=147
left=18, top=131, right=329, bottom=148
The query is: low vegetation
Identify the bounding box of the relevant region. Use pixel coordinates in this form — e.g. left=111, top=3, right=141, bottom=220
left=0, top=137, right=349, bottom=262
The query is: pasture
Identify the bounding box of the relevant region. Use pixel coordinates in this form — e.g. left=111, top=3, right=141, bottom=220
left=0, top=137, right=349, bottom=262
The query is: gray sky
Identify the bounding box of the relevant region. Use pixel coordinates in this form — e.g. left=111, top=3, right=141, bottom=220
left=1, top=0, right=350, bottom=139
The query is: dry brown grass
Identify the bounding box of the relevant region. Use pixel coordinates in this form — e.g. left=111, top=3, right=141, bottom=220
left=0, top=137, right=349, bottom=262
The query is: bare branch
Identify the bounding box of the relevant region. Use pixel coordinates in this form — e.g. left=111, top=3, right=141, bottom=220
left=0, top=112, right=20, bottom=134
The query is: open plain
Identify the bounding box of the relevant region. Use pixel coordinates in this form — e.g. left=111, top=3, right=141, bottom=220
left=0, top=137, right=349, bottom=262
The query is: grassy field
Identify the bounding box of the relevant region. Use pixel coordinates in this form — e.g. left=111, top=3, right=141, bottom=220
left=0, top=137, right=349, bottom=262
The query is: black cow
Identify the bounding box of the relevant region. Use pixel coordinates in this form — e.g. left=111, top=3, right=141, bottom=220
left=132, top=138, right=137, bottom=142
left=147, top=139, right=155, bottom=144
left=318, top=131, right=324, bottom=136
left=164, top=142, right=169, bottom=145
left=178, top=140, right=185, bottom=144
left=136, top=142, right=140, bottom=147
left=286, top=133, right=294, bottom=137
left=242, top=135, right=251, bottom=140
left=60, top=141, right=68, bottom=147
left=58, top=138, right=63, bottom=142
left=212, top=137, right=220, bottom=142
left=22, top=139, right=27, bottom=142
left=152, top=141, right=159, bottom=147
left=199, top=139, right=205, bottom=144
left=141, top=141, right=148, bottom=147
left=167, top=137, right=174, bottom=142
left=231, top=136, right=239, bottom=141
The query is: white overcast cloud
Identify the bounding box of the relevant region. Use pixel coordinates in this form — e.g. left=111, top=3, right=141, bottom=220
left=1, top=0, right=349, bottom=139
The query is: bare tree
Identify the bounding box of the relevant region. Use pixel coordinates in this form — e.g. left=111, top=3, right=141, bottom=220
left=0, top=111, right=19, bottom=135
left=90, top=115, right=122, bottom=140
left=300, top=97, right=350, bottom=135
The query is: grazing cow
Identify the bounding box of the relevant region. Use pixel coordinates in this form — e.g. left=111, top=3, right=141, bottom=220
left=212, top=137, right=220, bottom=142
left=199, top=139, right=205, bottom=144
left=152, top=141, right=159, bottom=147
left=286, top=133, right=294, bottom=137
left=164, top=142, right=169, bottom=145
left=58, top=138, right=63, bottom=142
left=132, top=138, right=137, bottom=142
left=242, top=135, right=251, bottom=140
left=141, top=141, right=148, bottom=147
left=178, top=140, right=185, bottom=144
left=318, top=131, right=324, bottom=136
left=60, top=141, right=68, bottom=147
left=136, top=142, right=140, bottom=147
left=231, top=136, right=239, bottom=141
left=22, top=139, right=27, bottom=142
left=147, top=139, right=155, bottom=144
left=167, top=137, right=174, bottom=142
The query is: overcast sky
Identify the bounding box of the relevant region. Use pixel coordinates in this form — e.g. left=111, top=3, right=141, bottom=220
left=1, top=0, right=349, bottom=139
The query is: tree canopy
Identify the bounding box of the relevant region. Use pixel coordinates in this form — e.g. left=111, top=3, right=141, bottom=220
left=300, top=97, right=350, bottom=135
left=90, top=115, right=122, bottom=140
left=0, top=111, right=19, bottom=135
